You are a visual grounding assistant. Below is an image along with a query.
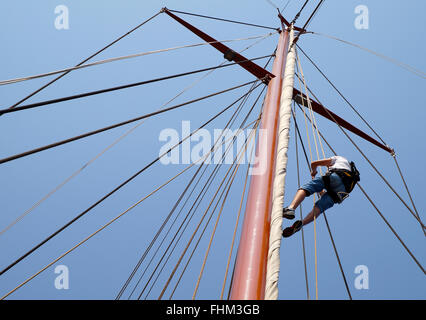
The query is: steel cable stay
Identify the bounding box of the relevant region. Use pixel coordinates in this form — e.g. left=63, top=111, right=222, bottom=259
left=117, top=82, right=265, bottom=299
left=5, top=10, right=164, bottom=112
left=294, top=101, right=425, bottom=275
left=0, top=55, right=272, bottom=116
left=0, top=80, right=261, bottom=165
left=0, top=82, right=262, bottom=280
left=135, top=86, right=267, bottom=300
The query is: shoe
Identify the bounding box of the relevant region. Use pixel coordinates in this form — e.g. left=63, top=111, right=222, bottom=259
left=282, top=220, right=303, bottom=238
left=282, top=207, right=295, bottom=220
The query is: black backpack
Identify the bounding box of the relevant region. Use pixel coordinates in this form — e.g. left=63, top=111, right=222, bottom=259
left=334, top=161, right=360, bottom=193
left=323, top=161, right=360, bottom=204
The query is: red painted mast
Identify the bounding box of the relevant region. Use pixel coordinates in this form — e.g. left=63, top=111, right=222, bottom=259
left=230, top=27, right=290, bottom=300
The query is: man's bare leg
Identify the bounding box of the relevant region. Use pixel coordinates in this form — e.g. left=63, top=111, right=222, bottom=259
left=302, top=205, right=322, bottom=226
left=288, top=189, right=307, bottom=210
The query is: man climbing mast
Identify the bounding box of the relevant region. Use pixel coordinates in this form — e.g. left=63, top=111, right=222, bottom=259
left=282, top=155, right=360, bottom=238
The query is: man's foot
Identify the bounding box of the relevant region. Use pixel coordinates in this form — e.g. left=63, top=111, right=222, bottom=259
left=282, top=207, right=295, bottom=220
left=282, top=220, right=303, bottom=238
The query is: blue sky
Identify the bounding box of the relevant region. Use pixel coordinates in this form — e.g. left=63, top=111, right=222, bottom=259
left=0, top=0, right=425, bottom=300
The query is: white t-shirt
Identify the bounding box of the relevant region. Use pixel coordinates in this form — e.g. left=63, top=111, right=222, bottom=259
left=329, top=156, right=351, bottom=171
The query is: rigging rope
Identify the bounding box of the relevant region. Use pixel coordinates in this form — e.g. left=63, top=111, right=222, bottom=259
left=142, top=120, right=260, bottom=300
left=2, top=39, right=270, bottom=238
left=391, top=155, right=425, bottom=236
left=291, top=0, right=310, bottom=25
left=5, top=10, right=163, bottom=111
left=0, top=80, right=260, bottom=165
left=291, top=104, right=310, bottom=299
left=290, top=0, right=325, bottom=50
left=154, top=80, right=269, bottom=301
left=306, top=31, right=426, bottom=79
left=0, top=120, right=145, bottom=237
left=0, top=83, right=265, bottom=300
left=0, top=34, right=276, bottom=86
left=296, top=53, right=356, bottom=300
left=281, top=0, right=292, bottom=13
left=296, top=44, right=388, bottom=146
left=192, top=126, right=257, bottom=300
left=157, top=127, right=258, bottom=300
left=158, top=82, right=268, bottom=300
left=220, top=117, right=260, bottom=299
left=0, top=82, right=262, bottom=278
left=296, top=44, right=424, bottom=235
left=302, top=0, right=325, bottom=30
left=0, top=56, right=272, bottom=116
left=294, top=102, right=426, bottom=275
left=122, top=85, right=264, bottom=300
left=1, top=156, right=199, bottom=300
left=295, top=78, right=425, bottom=229
left=295, top=58, right=319, bottom=300
left=118, top=53, right=274, bottom=299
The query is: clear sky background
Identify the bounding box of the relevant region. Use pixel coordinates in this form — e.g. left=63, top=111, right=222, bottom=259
left=0, top=0, right=425, bottom=300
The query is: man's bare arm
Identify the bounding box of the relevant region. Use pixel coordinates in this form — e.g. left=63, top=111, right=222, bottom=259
left=310, top=158, right=333, bottom=177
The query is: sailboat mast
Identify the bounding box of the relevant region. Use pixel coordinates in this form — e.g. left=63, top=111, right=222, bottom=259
left=230, top=26, right=292, bottom=300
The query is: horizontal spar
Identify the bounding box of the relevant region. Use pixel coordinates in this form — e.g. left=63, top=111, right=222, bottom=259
left=293, top=89, right=393, bottom=154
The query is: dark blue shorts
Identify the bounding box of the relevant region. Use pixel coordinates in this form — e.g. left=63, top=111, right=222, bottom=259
left=300, top=173, right=346, bottom=212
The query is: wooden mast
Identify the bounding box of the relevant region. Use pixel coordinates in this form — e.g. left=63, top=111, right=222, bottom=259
left=229, top=25, right=290, bottom=300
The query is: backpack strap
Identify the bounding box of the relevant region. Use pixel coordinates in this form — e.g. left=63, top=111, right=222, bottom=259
left=322, top=172, right=343, bottom=204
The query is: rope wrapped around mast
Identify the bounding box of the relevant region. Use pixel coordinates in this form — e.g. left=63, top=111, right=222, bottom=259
left=265, top=26, right=296, bottom=300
